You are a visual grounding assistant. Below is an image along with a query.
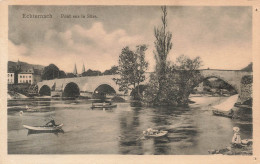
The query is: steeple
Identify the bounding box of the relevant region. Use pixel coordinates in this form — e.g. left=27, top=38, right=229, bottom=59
left=16, top=59, right=21, bottom=71
left=82, top=63, right=85, bottom=74
left=73, top=63, right=78, bottom=75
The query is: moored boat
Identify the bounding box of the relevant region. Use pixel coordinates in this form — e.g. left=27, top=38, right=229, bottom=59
left=91, top=99, right=117, bottom=109
left=212, top=110, right=233, bottom=118
left=91, top=103, right=117, bottom=109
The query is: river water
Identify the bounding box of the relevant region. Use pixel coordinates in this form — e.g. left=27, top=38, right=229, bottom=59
left=8, top=96, right=252, bottom=154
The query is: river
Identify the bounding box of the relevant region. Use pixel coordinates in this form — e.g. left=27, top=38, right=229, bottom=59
left=7, top=95, right=252, bottom=154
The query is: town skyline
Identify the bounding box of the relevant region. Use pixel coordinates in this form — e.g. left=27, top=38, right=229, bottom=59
left=9, top=6, right=252, bottom=72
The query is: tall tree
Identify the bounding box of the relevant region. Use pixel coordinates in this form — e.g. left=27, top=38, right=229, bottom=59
left=153, top=6, right=173, bottom=100
left=114, top=45, right=148, bottom=96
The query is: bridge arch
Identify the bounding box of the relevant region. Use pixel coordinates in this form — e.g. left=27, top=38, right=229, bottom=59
left=63, top=82, right=80, bottom=98
left=39, top=85, right=51, bottom=96
left=193, top=75, right=238, bottom=95
left=93, top=84, right=116, bottom=99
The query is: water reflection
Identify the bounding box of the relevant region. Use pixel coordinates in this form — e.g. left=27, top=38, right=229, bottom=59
left=27, top=129, right=64, bottom=136
left=151, top=107, right=199, bottom=154
left=118, top=107, right=143, bottom=154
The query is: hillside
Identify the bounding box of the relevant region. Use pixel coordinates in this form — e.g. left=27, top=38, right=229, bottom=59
left=241, top=63, right=252, bottom=72
left=8, top=61, right=45, bottom=72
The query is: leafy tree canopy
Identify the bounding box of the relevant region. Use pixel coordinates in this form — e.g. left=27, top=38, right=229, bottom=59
left=82, top=69, right=102, bottom=76
left=103, top=66, right=118, bottom=75
left=114, top=45, right=148, bottom=95
left=42, top=64, right=66, bottom=80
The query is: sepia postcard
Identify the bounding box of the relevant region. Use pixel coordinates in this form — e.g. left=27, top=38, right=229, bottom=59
left=0, top=0, right=260, bottom=163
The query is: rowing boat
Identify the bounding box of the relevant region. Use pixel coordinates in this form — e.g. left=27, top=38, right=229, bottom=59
left=212, top=110, right=234, bottom=118
left=144, top=130, right=168, bottom=138
left=23, top=124, right=63, bottom=131
left=91, top=102, right=117, bottom=109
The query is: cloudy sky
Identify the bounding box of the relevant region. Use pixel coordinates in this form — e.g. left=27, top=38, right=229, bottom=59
left=8, top=6, right=252, bottom=73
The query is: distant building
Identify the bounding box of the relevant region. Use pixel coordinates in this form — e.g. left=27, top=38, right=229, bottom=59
left=7, top=72, right=15, bottom=84
left=18, top=72, right=33, bottom=84
left=18, top=68, right=42, bottom=84
left=8, top=60, right=43, bottom=85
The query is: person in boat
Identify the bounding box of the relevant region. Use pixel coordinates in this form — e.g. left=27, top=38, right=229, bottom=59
left=232, top=127, right=242, bottom=147
left=145, top=128, right=159, bottom=135
left=45, top=119, right=57, bottom=127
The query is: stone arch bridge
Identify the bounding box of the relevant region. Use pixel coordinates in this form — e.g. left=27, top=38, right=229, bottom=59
left=37, top=69, right=252, bottom=103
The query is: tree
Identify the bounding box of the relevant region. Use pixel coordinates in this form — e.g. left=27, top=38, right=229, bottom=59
left=143, top=7, right=204, bottom=106
left=172, top=55, right=203, bottom=105
left=153, top=6, right=173, bottom=101
left=66, top=73, right=76, bottom=78
left=144, top=55, right=203, bottom=106
left=41, top=64, right=65, bottom=80
left=82, top=69, right=102, bottom=76
left=241, top=63, right=252, bottom=72
left=114, top=45, right=148, bottom=96
left=59, top=71, right=67, bottom=79
left=103, top=66, right=118, bottom=75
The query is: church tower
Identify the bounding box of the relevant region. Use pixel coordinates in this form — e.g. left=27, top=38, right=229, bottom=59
left=73, top=63, right=78, bottom=75
left=82, top=63, right=85, bottom=74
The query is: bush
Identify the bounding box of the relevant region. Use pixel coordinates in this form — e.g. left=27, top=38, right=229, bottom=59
left=241, top=75, right=253, bottom=85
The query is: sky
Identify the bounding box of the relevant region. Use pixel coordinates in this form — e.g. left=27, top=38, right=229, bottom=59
left=8, top=6, right=252, bottom=73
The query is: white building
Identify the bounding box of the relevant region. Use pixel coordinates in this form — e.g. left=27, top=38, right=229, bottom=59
left=7, top=72, right=15, bottom=84
left=18, top=69, right=42, bottom=84
left=18, top=72, right=33, bottom=84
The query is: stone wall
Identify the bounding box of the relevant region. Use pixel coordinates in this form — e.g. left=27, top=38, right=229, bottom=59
left=240, top=75, right=252, bottom=104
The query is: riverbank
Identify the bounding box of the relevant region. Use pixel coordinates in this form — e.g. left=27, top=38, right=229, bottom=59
left=208, top=144, right=252, bottom=155
left=8, top=92, right=28, bottom=99
left=189, top=94, right=252, bottom=155
left=189, top=94, right=252, bottom=122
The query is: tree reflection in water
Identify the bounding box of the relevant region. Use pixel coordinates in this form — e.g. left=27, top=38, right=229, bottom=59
left=27, top=129, right=64, bottom=136
left=118, top=107, right=143, bottom=154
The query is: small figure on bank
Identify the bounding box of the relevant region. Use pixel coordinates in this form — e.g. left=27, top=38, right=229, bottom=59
left=232, top=127, right=242, bottom=147
left=45, top=119, right=57, bottom=127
